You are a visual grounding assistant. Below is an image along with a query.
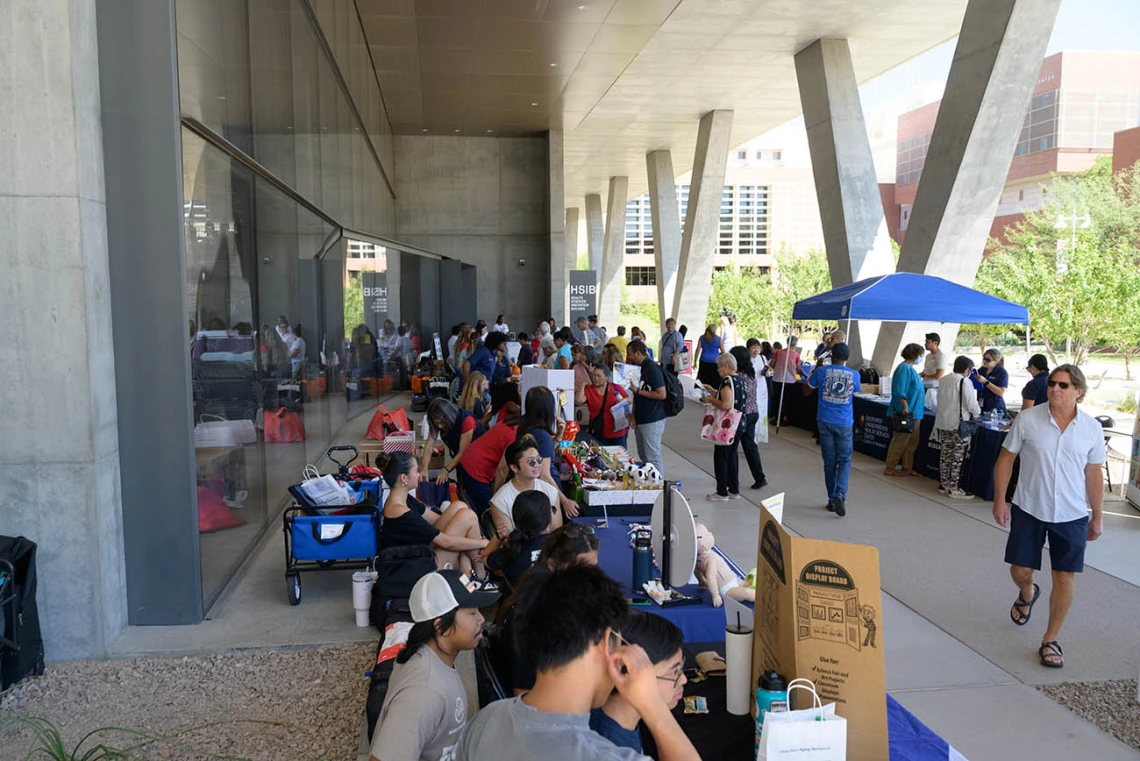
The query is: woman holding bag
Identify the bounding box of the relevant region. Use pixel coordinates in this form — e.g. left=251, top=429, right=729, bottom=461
left=575, top=364, right=630, bottom=447
left=935, top=356, right=982, bottom=498
left=700, top=353, right=745, bottom=502
left=885, top=343, right=926, bottom=477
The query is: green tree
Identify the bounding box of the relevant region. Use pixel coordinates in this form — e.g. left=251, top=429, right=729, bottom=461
left=980, top=157, right=1140, bottom=366
left=344, top=272, right=364, bottom=331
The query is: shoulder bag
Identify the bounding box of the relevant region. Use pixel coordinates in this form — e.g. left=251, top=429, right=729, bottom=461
left=957, top=377, right=978, bottom=438
left=891, top=365, right=918, bottom=433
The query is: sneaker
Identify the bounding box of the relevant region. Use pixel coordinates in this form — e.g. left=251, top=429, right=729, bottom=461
left=728, top=492, right=742, bottom=500
left=706, top=493, right=730, bottom=502
left=826, top=499, right=836, bottom=513
left=832, top=496, right=846, bottom=517
left=750, top=479, right=769, bottom=490
left=948, top=489, right=973, bottom=500
left=938, top=484, right=949, bottom=494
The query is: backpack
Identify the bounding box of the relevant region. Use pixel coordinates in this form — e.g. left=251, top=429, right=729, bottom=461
left=659, top=361, right=685, bottom=417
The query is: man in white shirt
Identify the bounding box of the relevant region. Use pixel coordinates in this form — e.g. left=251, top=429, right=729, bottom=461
left=920, top=332, right=948, bottom=383
left=992, top=364, right=1105, bottom=670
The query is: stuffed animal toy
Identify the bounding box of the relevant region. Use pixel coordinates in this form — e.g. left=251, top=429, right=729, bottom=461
left=695, top=523, right=755, bottom=608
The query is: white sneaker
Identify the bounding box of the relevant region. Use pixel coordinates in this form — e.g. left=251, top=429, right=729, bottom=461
left=948, top=489, right=973, bottom=500
left=706, top=493, right=729, bottom=502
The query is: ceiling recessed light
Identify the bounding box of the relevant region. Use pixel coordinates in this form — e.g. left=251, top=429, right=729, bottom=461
left=422, top=128, right=428, bottom=132
left=549, top=62, right=559, bottom=67
left=217, top=95, right=227, bottom=100
left=454, top=129, right=460, bottom=133
left=531, top=102, right=538, bottom=106
left=577, top=4, right=587, bottom=9
left=486, top=129, right=493, bottom=133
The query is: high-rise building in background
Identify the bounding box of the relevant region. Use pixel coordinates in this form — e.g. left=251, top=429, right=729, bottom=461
left=888, top=51, right=1140, bottom=245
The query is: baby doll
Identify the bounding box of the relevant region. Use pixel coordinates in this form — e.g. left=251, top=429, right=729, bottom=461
left=695, top=523, right=755, bottom=608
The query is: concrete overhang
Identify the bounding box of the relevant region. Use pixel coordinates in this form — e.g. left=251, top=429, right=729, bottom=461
left=357, top=0, right=968, bottom=202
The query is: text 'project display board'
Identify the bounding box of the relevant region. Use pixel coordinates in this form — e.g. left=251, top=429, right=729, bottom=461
left=752, top=506, right=888, bottom=761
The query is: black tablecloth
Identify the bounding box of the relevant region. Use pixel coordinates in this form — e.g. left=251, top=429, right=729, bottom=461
left=770, top=381, right=818, bottom=434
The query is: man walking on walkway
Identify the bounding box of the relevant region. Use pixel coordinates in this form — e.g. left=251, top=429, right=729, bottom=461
left=993, top=364, right=1105, bottom=669
left=804, top=343, right=859, bottom=517
left=626, top=340, right=667, bottom=476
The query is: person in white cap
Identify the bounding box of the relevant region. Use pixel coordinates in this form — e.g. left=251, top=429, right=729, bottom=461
left=370, top=569, right=499, bottom=761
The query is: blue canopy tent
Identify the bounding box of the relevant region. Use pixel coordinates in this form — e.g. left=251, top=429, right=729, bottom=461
left=791, top=272, right=1029, bottom=324
left=775, top=273, right=1029, bottom=433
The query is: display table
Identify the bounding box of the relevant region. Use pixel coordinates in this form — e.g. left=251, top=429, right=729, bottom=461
left=590, top=517, right=752, bottom=642
left=770, top=381, right=818, bottom=434
left=579, top=487, right=663, bottom=517
left=641, top=642, right=967, bottom=761
left=852, top=395, right=941, bottom=480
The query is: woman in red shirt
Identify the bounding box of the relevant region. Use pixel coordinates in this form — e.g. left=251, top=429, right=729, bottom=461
left=456, top=403, right=521, bottom=516
left=575, top=364, right=630, bottom=447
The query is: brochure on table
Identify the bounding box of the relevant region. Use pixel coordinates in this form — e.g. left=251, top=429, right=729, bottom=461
left=1128, top=391, right=1140, bottom=510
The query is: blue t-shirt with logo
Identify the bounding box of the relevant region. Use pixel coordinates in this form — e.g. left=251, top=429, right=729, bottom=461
left=589, top=708, right=644, bottom=755
left=807, top=365, right=861, bottom=427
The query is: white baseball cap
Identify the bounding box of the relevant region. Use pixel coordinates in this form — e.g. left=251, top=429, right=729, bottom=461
left=410, top=569, right=499, bottom=623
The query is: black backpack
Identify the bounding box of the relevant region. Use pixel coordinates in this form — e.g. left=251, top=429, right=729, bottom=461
left=659, top=361, right=686, bottom=417
left=0, top=535, right=45, bottom=690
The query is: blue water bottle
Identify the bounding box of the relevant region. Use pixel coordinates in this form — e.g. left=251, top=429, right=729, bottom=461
left=754, top=670, right=788, bottom=759
left=631, top=528, right=653, bottom=601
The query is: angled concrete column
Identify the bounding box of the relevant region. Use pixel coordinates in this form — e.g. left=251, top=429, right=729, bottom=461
left=565, top=207, right=580, bottom=270
left=672, top=110, right=734, bottom=332
left=646, top=150, right=682, bottom=328
left=872, top=0, right=1061, bottom=372
left=548, top=130, right=567, bottom=325
left=585, top=193, right=604, bottom=275
left=598, top=176, right=629, bottom=329
left=795, top=38, right=895, bottom=364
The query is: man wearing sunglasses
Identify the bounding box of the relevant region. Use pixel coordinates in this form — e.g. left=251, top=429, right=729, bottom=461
left=457, top=565, right=700, bottom=761
left=992, top=364, right=1106, bottom=670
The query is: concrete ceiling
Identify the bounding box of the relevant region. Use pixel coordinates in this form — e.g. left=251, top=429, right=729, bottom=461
left=357, top=0, right=968, bottom=202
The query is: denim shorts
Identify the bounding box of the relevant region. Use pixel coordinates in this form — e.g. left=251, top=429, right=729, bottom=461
left=1004, top=504, right=1089, bottom=573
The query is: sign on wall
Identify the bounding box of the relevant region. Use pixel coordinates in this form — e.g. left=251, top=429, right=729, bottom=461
left=362, top=272, right=388, bottom=338
left=569, top=270, right=597, bottom=322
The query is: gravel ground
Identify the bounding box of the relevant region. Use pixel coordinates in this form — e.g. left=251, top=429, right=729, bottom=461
left=0, top=644, right=374, bottom=761
left=1038, top=679, right=1140, bottom=751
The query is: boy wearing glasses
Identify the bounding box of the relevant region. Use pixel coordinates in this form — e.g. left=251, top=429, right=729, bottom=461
left=457, top=565, right=700, bottom=761
left=589, top=611, right=686, bottom=754
left=992, top=364, right=1106, bottom=669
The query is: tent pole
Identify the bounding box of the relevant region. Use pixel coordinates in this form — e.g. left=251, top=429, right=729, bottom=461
left=775, top=333, right=792, bottom=434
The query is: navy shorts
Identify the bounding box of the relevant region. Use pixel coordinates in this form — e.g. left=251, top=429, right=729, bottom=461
left=1004, top=504, right=1089, bottom=573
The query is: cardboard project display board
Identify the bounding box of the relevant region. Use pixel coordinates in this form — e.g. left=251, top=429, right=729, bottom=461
left=752, top=506, right=888, bottom=761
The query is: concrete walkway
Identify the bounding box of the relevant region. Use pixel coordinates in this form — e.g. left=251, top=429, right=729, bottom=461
left=109, top=398, right=1140, bottom=760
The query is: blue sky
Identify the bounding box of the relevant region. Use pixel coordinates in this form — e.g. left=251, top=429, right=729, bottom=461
left=859, top=0, right=1140, bottom=110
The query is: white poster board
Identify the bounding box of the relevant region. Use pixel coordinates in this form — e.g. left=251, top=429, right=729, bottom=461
left=504, top=341, right=522, bottom=364
left=520, top=366, right=575, bottom=422
left=1127, top=391, right=1140, bottom=510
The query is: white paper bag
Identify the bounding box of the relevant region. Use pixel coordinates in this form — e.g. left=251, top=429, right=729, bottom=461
left=758, top=679, right=847, bottom=761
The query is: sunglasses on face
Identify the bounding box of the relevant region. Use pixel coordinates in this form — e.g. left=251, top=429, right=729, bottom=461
left=523, top=458, right=542, bottom=467
left=982, top=357, right=995, bottom=363
left=1047, top=380, right=1071, bottom=389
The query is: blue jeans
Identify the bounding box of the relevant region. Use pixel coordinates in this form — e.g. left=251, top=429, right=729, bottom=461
left=817, top=421, right=853, bottom=500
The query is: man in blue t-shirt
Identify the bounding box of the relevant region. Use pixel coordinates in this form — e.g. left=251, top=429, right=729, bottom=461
left=464, top=332, right=503, bottom=384
left=805, top=343, right=860, bottom=517
left=626, top=340, right=667, bottom=476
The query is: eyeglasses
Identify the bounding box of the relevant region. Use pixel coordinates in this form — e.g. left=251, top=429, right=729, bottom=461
left=1047, top=380, right=1071, bottom=389
left=523, top=458, right=542, bottom=467
left=656, top=670, right=685, bottom=688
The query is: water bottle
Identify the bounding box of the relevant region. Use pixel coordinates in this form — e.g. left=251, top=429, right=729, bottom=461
left=754, top=670, right=788, bottom=758
left=631, top=529, right=653, bottom=601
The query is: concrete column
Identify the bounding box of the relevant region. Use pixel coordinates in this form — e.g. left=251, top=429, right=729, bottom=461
left=565, top=207, right=580, bottom=271
left=598, top=176, right=630, bottom=330
left=646, top=150, right=682, bottom=328
left=0, top=0, right=129, bottom=660
left=871, top=0, right=1061, bottom=372
left=672, top=110, right=734, bottom=331
left=548, top=130, right=567, bottom=325
left=585, top=193, right=604, bottom=276
left=795, top=39, right=895, bottom=364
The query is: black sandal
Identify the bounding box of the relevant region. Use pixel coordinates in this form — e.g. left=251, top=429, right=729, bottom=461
left=1010, top=583, right=1040, bottom=626
left=1039, top=640, right=1064, bottom=668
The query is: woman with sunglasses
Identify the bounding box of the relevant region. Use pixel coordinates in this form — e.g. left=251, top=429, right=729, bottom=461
left=589, top=611, right=687, bottom=755
left=490, top=436, right=564, bottom=537
left=970, top=348, right=1009, bottom=415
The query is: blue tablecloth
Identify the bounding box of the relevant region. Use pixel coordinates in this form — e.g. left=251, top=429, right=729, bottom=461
left=590, top=516, right=753, bottom=643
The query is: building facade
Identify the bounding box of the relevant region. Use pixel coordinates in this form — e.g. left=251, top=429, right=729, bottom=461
left=889, top=51, right=1140, bottom=245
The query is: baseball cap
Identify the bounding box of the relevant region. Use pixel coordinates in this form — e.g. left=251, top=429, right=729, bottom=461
left=830, top=342, right=850, bottom=361
left=1026, top=354, right=1049, bottom=372
left=409, top=569, right=499, bottom=623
